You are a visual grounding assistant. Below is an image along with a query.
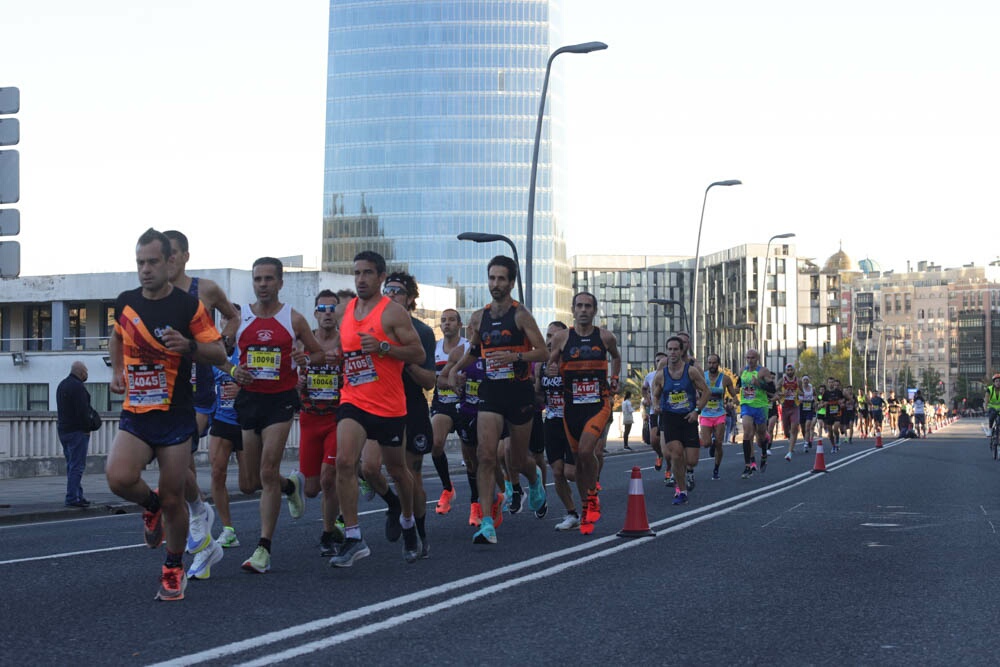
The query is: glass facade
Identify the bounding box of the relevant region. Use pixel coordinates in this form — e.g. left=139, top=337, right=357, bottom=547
left=323, top=0, right=570, bottom=324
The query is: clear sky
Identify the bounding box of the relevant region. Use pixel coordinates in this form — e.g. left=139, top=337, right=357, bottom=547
left=3, top=0, right=999, bottom=277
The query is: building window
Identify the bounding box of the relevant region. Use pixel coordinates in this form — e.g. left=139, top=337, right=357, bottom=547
left=0, top=306, right=7, bottom=352
left=0, top=383, right=49, bottom=411
left=23, top=305, right=52, bottom=351
left=68, top=303, right=87, bottom=350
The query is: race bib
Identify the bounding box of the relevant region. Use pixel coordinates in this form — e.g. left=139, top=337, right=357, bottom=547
left=571, top=378, right=601, bottom=404
left=669, top=391, right=691, bottom=411
left=485, top=355, right=515, bottom=380
left=344, top=351, right=378, bottom=387
left=437, top=387, right=459, bottom=404
left=801, top=400, right=813, bottom=411
left=829, top=404, right=840, bottom=414
left=785, top=390, right=796, bottom=401
left=465, top=379, right=481, bottom=403
left=706, top=398, right=720, bottom=410
left=128, top=364, right=170, bottom=407
left=547, top=391, right=564, bottom=417
left=246, top=345, right=281, bottom=381
left=307, top=366, right=339, bottom=401
left=741, top=386, right=757, bottom=400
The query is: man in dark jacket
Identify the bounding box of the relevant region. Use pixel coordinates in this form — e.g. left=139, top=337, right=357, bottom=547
left=57, top=361, right=93, bottom=507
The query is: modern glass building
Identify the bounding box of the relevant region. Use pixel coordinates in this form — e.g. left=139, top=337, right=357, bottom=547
left=323, top=0, right=570, bottom=325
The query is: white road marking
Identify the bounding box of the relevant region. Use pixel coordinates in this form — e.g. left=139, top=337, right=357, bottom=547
left=151, top=438, right=906, bottom=667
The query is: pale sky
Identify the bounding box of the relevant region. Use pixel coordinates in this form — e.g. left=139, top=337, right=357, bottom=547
left=3, top=0, right=999, bottom=278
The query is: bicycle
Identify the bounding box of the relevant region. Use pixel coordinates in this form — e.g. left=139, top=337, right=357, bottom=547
left=991, top=418, right=1000, bottom=461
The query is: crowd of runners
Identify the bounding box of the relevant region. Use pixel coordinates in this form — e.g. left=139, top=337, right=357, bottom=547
left=106, top=229, right=951, bottom=601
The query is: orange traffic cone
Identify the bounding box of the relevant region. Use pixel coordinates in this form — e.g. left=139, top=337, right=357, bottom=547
left=810, top=440, right=827, bottom=473
left=618, top=466, right=655, bottom=538
left=875, top=431, right=883, bottom=449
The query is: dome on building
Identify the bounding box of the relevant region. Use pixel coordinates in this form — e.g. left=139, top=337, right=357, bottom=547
left=858, top=257, right=881, bottom=275
left=822, top=244, right=854, bottom=272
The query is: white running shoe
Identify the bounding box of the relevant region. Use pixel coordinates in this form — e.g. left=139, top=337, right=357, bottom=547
left=785, top=452, right=792, bottom=462
left=287, top=471, right=306, bottom=519
left=216, top=526, right=240, bottom=548
left=555, top=513, right=580, bottom=531
left=186, top=502, right=215, bottom=554
left=187, top=539, right=223, bottom=580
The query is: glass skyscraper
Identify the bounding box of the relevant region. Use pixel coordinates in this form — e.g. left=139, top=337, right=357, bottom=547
left=323, top=0, right=570, bottom=325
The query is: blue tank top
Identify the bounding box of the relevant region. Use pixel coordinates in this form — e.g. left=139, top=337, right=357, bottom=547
left=211, top=349, right=239, bottom=426
left=659, top=363, right=696, bottom=415
left=187, top=277, right=216, bottom=404
left=702, top=371, right=726, bottom=418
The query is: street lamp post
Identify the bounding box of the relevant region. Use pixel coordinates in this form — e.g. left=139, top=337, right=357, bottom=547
left=758, top=232, right=796, bottom=368
left=865, top=317, right=883, bottom=391
left=525, top=41, right=608, bottom=311
left=457, top=232, right=524, bottom=304
left=648, top=298, right=691, bottom=341
left=691, top=179, right=741, bottom=363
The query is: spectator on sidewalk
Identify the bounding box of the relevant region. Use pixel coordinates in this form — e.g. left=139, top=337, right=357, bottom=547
left=57, top=361, right=94, bottom=507
left=621, top=391, right=635, bottom=450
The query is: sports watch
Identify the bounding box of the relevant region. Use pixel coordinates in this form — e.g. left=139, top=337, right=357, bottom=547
left=378, top=340, right=391, bottom=356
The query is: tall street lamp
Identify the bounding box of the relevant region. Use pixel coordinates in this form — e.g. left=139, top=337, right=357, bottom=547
left=457, top=232, right=524, bottom=304
left=864, top=317, right=883, bottom=391
left=691, top=179, right=741, bottom=361
left=648, top=299, right=691, bottom=339
left=758, top=232, right=796, bottom=367
left=525, top=40, right=608, bottom=311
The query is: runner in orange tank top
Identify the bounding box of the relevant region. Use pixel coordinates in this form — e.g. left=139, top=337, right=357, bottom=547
left=330, top=251, right=427, bottom=568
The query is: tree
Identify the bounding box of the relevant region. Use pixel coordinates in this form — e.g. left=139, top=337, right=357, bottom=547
left=793, top=340, right=864, bottom=387
left=918, top=366, right=944, bottom=403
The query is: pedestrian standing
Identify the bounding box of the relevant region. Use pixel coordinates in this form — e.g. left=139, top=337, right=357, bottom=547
left=57, top=361, right=94, bottom=507
left=621, top=391, right=634, bottom=450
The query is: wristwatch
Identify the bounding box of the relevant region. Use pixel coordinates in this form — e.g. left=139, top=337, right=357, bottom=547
left=378, top=340, right=391, bottom=356
left=188, top=339, right=198, bottom=355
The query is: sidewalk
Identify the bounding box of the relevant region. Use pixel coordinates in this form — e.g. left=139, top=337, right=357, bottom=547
left=0, top=437, right=647, bottom=526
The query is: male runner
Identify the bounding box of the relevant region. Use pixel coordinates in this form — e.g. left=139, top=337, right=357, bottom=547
left=779, top=364, right=801, bottom=461
left=163, top=231, right=241, bottom=561
left=450, top=256, right=548, bottom=545
left=384, top=271, right=437, bottom=560
left=869, top=389, right=886, bottom=436
left=886, top=391, right=901, bottom=436
left=798, top=375, right=817, bottom=452
left=822, top=377, right=845, bottom=451
left=296, top=289, right=345, bottom=557
left=700, top=353, right=735, bottom=479
left=430, top=308, right=466, bottom=514
left=546, top=294, right=621, bottom=533
left=652, top=336, right=709, bottom=504
left=329, top=251, right=426, bottom=566
left=537, top=321, right=579, bottom=530
left=642, top=351, right=669, bottom=475
left=231, top=257, right=326, bottom=574
left=736, top=349, right=773, bottom=478
left=105, top=228, right=226, bottom=600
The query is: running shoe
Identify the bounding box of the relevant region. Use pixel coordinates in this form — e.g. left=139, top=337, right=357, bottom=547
left=329, top=538, right=371, bottom=567
left=664, top=471, right=674, bottom=486
left=359, top=478, right=375, bottom=502
left=385, top=504, right=402, bottom=542
left=188, top=539, right=223, bottom=580
left=712, top=466, right=720, bottom=480
left=509, top=489, right=523, bottom=514
left=749, top=461, right=757, bottom=476
left=654, top=456, right=663, bottom=471
left=685, top=471, right=696, bottom=492
left=672, top=491, right=689, bottom=506
left=555, top=513, right=580, bottom=531
left=186, top=502, right=215, bottom=554
left=419, top=539, right=430, bottom=560
left=760, top=456, right=768, bottom=473
left=741, top=465, right=751, bottom=479
left=287, top=470, right=306, bottom=519
left=473, top=517, right=497, bottom=544
left=402, top=526, right=420, bottom=564
left=468, top=502, right=483, bottom=527
left=504, top=480, right=514, bottom=508
left=154, top=565, right=186, bottom=601
left=216, top=526, right=240, bottom=549
left=241, top=546, right=271, bottom=574
left=143, top=506, right=163, bottom=549
left=490, top=493, right=505, bottom=529
left=584, top=492, right=601, bottom=524
left=527, top=467, right=546, bottom=513
left=319, top=526, right=345, bottom=557
left=435, top=488, right=456, bottom=515
left=784, top=452, right=792, bottom=462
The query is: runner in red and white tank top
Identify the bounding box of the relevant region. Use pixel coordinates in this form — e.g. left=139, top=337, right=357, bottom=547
left=779, top=364, right=801, bottom=461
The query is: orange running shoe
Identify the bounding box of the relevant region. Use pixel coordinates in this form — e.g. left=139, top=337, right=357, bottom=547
left=154, top=565, right=186, bottom=601
left=468, top=502, right=483, bottom=527
left=654, top=456, right=663, bottom=471
left=143, top=509, right=163, bottom=549
left=586, top=491, right=601, bottom=523
left=436, top=488, right=456, bottom=515
left=491, top=492, right=505, bottom=529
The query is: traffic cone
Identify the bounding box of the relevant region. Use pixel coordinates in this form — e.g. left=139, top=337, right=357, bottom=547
left=810, top=440, right=827, bottom=473
left=875, top=431, right=883, bottom=449
left=618, top=466, right=655, bottom=538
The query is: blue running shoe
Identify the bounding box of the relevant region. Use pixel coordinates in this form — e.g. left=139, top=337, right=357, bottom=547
left=672, top=491, right=689, bottom=506
left=473, top=517, right=497, bottom=544
left=528, top=466, right=547, bottom=513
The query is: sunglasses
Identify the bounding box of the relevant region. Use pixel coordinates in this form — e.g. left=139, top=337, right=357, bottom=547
left=315, top=304, right=337, bottom=312
left=383, top=285, right=406, bottom=296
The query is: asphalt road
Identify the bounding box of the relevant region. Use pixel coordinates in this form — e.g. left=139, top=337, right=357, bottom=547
left=3, top=419, right=999, bottom=666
